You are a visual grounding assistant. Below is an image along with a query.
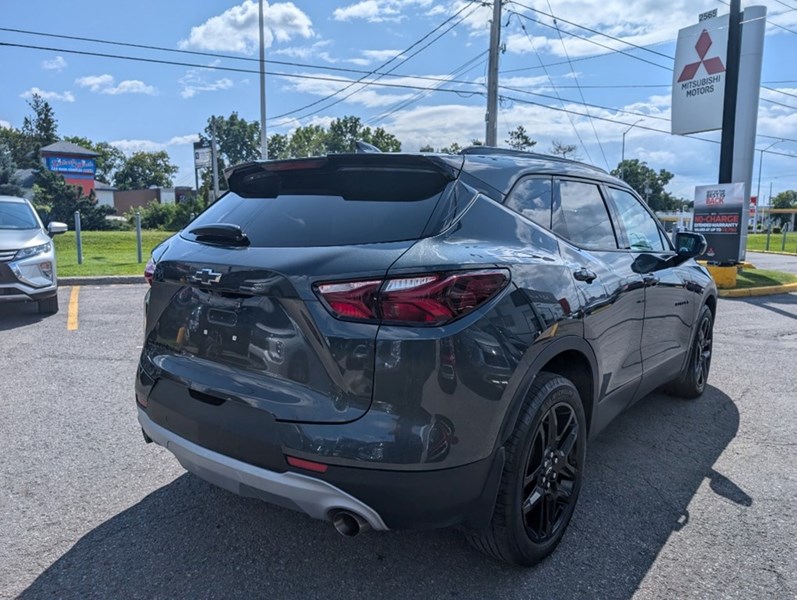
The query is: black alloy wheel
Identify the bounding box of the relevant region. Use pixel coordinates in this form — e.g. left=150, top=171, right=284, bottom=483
left=665, top=304, right=714, bottom=399
left=467, top=372, right=586, bottom=566
left=521, top=402, right=580, bottom=543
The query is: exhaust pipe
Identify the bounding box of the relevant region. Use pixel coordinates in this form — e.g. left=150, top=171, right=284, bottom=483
left=332, top=510, right=371, bottom=537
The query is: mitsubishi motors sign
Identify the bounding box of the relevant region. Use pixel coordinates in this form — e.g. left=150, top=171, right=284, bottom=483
left=671, top=14, right=729, bottom=135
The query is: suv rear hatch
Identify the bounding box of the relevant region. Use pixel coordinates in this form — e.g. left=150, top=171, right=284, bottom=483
left=141, top=153, right=463, bottom=425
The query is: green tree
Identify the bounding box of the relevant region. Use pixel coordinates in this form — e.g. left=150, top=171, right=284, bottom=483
left=287, top=124, right=328, bottom=158
left=771, top=190, right=797, bottom=209
left=419, top=144, right=435, bottom=152
left=203, top=113, right=261, bottom=166
left=439, top=142, right=463, bottom=155
left=506, top=126, right=536, bottom=151
left=611, top=159, right=678, bottom=212
left=32, top=169, right=114, bottom=229
left=0, top=140, right=24, bottom=197
left=359, top=126, right=401, bottom=152
left=549, top=140, right=579, bottom=160
left=17, top=94, right=59, bottom=168
left=62, top=136, right=126, bottom=184
left=267, top=133, right=290, bottom=160
left=113, top=151, right=178, bottom=190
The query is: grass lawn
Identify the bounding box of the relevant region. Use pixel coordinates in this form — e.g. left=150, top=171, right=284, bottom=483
left=54, top=231, right=174, bottom=277
left=734, top=268, right=797, bottom=289
left=746, top=233, right=797, bottom=254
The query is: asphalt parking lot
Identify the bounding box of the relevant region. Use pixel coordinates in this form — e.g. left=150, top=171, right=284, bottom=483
left=1, top=284, right=796, bottom=599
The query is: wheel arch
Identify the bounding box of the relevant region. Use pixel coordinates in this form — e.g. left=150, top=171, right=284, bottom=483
left=497, top=336, right=599, bottom=448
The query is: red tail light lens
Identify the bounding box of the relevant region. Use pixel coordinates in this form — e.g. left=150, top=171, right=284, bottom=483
left=144, top=257, right=156, bottom=285
left=315, top=270, right=508, bottom=326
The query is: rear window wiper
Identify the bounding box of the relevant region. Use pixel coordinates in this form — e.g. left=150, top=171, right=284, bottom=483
left=189, top=223, right=250, bottom=247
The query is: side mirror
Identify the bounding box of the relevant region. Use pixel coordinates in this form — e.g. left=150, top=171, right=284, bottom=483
left=47, top=222, right=68, bottom=237
left=674, top=231, right=707, bottom=260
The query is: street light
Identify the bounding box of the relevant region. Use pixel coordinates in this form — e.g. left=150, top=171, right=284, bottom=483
left=620, top=119, right=644, bottom=181
left=258, top=0, right=268, bottom=160
left=755, top=139, right=782, bottom=229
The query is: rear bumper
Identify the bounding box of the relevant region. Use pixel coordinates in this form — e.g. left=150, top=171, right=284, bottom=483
left=138, top=408, right=389, bottom=531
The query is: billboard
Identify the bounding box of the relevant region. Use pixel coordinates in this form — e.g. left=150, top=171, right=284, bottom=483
left=45, top=156, right=96, bottom=175
left=194, top=141, right=212, bottom=169
left=671, top=14, right=729, bottom=135
left=692, top=182, right=745, bottom=263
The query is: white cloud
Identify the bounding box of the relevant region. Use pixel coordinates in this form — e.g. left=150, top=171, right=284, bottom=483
left=333, top=0, right=433, bottom=23
left=179, top=1, right=313, bottom=54
left=274, top=40, right=336, bottom=63
left=167, top=134, right=200, bottom=146
left=110, top=134, right=199, bottom=155
left=20, top=87, right=75, bottom=102
left=41, top=56, right=67, bottom=71
left=179, top=68, right=234, bottom=98
left=0, top=119, right=11, bottom=129
left=75, top=74, right=157, bottom=95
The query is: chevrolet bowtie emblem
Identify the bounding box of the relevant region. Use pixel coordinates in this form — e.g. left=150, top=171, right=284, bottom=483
left=191, top=268, right=223, bottom=284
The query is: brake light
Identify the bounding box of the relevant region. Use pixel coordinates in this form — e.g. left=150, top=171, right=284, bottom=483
left=315, top=270, right=509, bottom=326
left=144, top=257, right=156, bottom=285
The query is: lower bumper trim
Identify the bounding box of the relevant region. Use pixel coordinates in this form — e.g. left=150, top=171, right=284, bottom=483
left=137, top=408, right=389, bottom=531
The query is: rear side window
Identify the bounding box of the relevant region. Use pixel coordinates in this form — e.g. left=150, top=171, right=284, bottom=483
left=552, top=180, right=618, bottom=250
left=184, top=190, right=445, bottom=247
left=504, top=177, right=552, bottom=229
left=606, top=187, right=666, bottom=252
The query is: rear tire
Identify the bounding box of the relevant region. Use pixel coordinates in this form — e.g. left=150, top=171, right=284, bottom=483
left=466, top=372, right=586, bottom=566
left=38, top=294, right=59, bottom=315
left=664, top=305, right=713, bottom=399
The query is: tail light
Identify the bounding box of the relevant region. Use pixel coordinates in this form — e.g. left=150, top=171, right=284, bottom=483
left=144, top=257, right=156, bottom=285
left=315, top=269, right=509, bottom=326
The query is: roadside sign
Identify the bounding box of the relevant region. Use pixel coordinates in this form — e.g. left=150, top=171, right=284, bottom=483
left=692, top=182, right=745, bottom=263
left=193, top=141, right=212, bottom=169
left=671, top=14, right=729, bottom=135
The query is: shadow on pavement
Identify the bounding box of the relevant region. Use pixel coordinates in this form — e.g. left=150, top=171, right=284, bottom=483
left=0, top=300, right=48, bottom=330
left=20, top=386, right=741, bottom=599
left=728, top=292, right=797, bottom=321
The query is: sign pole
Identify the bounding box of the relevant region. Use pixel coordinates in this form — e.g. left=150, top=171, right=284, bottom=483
left=718, top=0, right=741, bottom=185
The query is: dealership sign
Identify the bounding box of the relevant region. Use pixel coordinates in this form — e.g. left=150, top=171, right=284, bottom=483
left=671, top=14, right=729, bottom=135
left=194, top=141, right=212, bottom=169
left=45, top=156, right=96, bottom=175
left=693, top=182, right=745, bottom=263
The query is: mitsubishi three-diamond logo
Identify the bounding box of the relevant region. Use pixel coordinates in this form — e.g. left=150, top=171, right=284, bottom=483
left=677, top=30, right=726, bottom=83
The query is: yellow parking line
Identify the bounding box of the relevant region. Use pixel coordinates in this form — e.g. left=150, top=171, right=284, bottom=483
left=67, top=286, right=80, bottom=331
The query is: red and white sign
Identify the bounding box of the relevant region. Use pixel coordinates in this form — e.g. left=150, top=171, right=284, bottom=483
left=671, top=14, right=729, bottom=135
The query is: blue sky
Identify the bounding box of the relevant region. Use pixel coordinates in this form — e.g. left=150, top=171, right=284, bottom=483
left=1, top=0, right=795, bottom=200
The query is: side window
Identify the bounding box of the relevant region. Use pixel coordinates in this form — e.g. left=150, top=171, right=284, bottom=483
left=606, top=188, right=666, bottom=252
left=504, top=177, right=552, bottom=229
left=552, top=180, right=618, bottom=250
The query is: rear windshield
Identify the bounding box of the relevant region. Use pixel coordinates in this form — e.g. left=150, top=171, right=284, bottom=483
left=183, top=190, right=445, bottom=247
left=0, top=201, right=38, bottom=230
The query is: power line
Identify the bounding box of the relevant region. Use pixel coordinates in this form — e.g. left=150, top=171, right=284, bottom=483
left=544, top=0, right=610, bottom=169
left=269, top=1, right=481, bottom=123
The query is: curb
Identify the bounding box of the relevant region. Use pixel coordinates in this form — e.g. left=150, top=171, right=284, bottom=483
left=59, top=276, right=146, bottom=286
left=719, top=281, right=797, bottom=298
left=746, top=250, right=797, bottom=256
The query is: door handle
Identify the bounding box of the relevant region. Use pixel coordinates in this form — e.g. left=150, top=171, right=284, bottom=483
left=642, top=274, right=659, bottom=286
left=572, top=268, right=597, bottom=283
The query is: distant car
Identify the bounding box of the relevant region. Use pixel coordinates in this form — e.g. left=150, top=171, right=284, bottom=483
left=0, top=195, right=67, bottom=314
left=136, top=148, right=716, bottom=566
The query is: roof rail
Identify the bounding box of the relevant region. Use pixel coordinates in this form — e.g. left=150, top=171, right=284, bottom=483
left=459, top=146, right=607, bottom=174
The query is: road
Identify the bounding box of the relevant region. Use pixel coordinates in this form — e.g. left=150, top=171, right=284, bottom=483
left=747, top=251, right=797, bottom=274
left=1, top=285, right=795, bottom=599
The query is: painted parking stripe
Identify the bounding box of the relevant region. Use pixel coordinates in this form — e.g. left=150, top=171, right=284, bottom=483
left=67, top=286, right=80, bottom=331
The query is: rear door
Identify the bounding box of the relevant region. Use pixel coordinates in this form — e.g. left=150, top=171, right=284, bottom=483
left=552, top=178, right=645, bottom=418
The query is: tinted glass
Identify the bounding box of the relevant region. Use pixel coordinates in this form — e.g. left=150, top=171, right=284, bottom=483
left=553, top=181, right=617, bottom=250
left=607, top=188, right=666, bottom=251
left=0, top=201, right=38, bottom=230
left=183, top=190, right=443, bottom=247
left=505, top=177, right=552, bottom=228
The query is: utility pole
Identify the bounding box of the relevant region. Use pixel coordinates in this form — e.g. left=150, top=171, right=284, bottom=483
left=718, top=0, right=741, bottom=183
left=258, top=0, right=268, bottom=160
left=485, top=0, right=502, bottom=147
left=211, top=118, right=220, bottom=203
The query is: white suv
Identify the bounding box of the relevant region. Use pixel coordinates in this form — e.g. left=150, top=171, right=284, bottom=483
left=0, top=196, right=67, bottom=314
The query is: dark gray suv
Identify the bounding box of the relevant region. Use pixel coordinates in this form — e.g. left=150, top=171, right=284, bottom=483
left=136, top=148, right=715, bottom=566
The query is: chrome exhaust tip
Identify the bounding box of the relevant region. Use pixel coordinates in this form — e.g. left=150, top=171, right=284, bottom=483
left=332, top=510, right=371, bottom=537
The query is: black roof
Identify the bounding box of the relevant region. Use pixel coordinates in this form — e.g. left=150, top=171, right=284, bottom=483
left=40, top=141, right=98, bottom=157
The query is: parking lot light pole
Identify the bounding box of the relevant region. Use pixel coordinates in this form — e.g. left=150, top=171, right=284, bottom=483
left=620, top=119, right=644, bottom=181
left=258, top=0, right=268, bottom=160
left=755, top=140, right=781, bottom=229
